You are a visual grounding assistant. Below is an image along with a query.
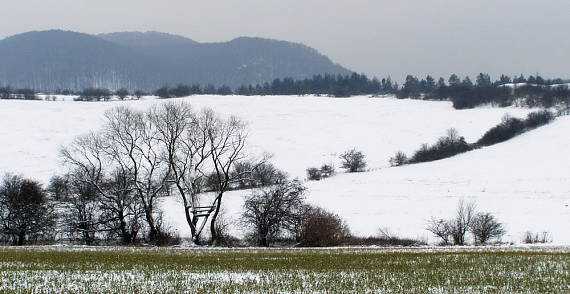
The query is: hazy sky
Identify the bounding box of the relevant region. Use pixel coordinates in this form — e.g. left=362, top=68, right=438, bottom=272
left=1, top=0, right=569, bottom=81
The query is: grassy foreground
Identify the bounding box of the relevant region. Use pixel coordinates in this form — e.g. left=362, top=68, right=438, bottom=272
left=0, top=246, right=568, bottom=293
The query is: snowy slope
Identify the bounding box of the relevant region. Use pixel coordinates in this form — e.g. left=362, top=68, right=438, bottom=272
left=1, top=95, right=567, bottom=244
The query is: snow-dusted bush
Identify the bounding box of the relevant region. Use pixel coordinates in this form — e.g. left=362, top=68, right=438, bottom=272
left=389, top=151, right=408, bottom=166
left=306, top=168, right=322, bottom=181
left=339, top=149, right=367, bottom=172
left=306, top=164, right=335, bottom=181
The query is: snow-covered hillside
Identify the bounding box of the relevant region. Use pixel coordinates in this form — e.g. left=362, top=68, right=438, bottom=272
left=1, top=96, right=568, bottom=244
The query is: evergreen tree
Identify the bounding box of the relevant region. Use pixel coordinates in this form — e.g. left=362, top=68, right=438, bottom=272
left=448, top=74, right=461, bottom=87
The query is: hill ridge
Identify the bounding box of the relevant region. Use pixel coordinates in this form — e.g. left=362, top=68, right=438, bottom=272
left=0, top=30, right=351, bottom=91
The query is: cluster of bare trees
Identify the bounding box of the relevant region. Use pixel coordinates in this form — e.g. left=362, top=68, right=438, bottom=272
left=426, top=200, right=506, bottom=245
left=58, top=101, right=249, bottom=245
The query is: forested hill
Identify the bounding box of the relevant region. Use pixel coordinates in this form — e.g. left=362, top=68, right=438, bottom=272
left=0, top=30, right=351, bottom=92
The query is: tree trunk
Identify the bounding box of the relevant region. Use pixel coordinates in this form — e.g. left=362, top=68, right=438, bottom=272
left=209, top=193, right=223, bottom=246
left=17, top=231, right=26, bottom=246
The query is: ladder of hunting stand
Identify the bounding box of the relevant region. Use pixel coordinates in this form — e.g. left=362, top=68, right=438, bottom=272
left=193, top=206, right=215, bottom=218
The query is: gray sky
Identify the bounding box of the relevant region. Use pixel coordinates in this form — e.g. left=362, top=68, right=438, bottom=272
left=1, top=0, right=569, bottom=81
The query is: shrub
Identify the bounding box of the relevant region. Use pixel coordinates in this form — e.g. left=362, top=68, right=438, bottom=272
left=523, top=231, right=552, bottom=244
left=409, top=129, right=473, bottom=164
left=153, top=212, right=181, bottom=246
left=470, top=212, right=506, bottom=244
left=306, top=168, right=322, bottom=181
left=343, top=228, right=426, bottom=247
left=477, top=115, right=525, bottom=146
left=525, top=110, right=555, bottom=129
left=210, top=208, right=240, bottom=247
left=319, top=164, right=335, bottom=178
left=389, top=151, right=408, bottom=166
left=297, top=205, right=351, bottom=247
left=306, top=164, right=335, bottom=181
left=343, top=236, right=425, bottom=247
left=153, top=229, right=181, bottom=247
left=339, top=149, right=367, bottom=172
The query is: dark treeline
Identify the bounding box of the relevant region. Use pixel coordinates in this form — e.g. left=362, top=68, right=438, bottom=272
left=3, top=73, right=570, bottom=110
left=136, top=73, right=570, bottom=110
left=233, top=73, right=395, bottom=97
left=398, top=73, right=570, bottom=109
left=0, top=87, right=38, bottom=100
left=151, top=73, right=394, bottom=98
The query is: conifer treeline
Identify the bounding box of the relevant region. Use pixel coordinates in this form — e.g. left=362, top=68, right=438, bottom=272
left=3, top=73, right=570, bottom=109
left=397, top=73, right=570, bottom=109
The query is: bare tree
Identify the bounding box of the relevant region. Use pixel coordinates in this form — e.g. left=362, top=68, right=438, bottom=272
left=470, top=212, right=505, bottom=244
left=205, top=113, right=249, bottom=244
left=97, top=169, right=144, bottom=244
left=150, top=103, right=250, bottom=245
left=426, top=217, right=452, bottom=245
left=450, top=200, right=477, bottom=245
left=209, top=206, right=237, bottom=246
left=241, top=179, right=306, bottom=246
left=58, top=171, right=100, bottom=245
left=150, top=102, right=208, bottom=244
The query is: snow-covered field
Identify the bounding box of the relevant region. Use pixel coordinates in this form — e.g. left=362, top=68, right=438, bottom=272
left=1, top=95, right=568, bottom=244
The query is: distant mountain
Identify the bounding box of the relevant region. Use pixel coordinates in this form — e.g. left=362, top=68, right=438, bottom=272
left=0, top=30, right=351, bottom=91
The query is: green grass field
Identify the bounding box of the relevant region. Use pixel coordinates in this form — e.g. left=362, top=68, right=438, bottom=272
left=0, top=246, right=568, bottom=293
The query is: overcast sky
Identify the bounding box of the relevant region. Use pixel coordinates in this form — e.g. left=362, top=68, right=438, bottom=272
left=1, top=0, right=569, bottom=81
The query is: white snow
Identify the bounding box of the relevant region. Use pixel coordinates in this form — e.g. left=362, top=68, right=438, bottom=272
left=0, top=95, right=568, bottom=244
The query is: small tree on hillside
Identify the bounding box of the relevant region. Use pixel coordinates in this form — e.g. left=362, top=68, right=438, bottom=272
left=339, top=149, right=367, bottom=172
